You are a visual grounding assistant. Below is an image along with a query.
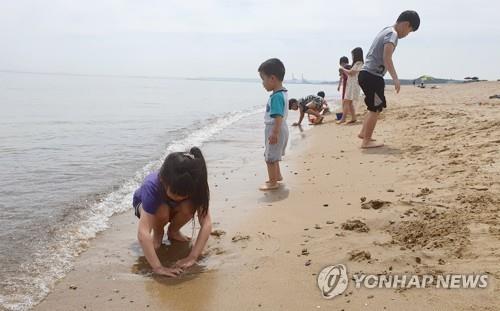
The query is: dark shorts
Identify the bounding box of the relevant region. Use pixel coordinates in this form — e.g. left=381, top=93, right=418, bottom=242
left=134, top=203, right=142, bottom=218
left=358, top=70, right=386, bottom=112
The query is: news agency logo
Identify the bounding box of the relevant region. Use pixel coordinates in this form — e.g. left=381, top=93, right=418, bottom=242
left=317, top=264, right=488, bottom=299
left=317, top=264, right=349, bottom=299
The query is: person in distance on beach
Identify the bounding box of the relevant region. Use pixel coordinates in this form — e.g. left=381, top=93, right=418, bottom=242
left=336, top=56, right=351, bottom=123
left=289, top=94, right=326, bottom=126
left=339, top=47, right=364, bottom=124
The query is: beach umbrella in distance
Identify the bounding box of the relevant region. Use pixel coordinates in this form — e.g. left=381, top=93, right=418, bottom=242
left=419, top=75, right=433, bottom=81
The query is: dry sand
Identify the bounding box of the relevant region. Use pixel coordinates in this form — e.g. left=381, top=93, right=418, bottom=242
left=35, top=82, right=500, bottom=311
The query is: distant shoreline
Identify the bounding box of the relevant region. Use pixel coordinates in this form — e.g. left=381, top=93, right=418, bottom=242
left=0, top=69, right=467, bottom=85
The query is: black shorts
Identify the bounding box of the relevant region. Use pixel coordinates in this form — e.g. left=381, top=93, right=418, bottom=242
left=134, top=203, right=142, bottom=218
left=358, top=70, right=386, bottom=112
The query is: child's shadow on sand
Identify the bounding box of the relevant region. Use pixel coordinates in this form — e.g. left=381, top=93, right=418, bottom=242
left=131, top=240, right=206, bottom=285
left=258, top=186, right=290, bottom=204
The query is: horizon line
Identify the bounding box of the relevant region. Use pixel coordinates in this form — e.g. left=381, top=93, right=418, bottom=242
left=0, top=69, right=466, bottom=83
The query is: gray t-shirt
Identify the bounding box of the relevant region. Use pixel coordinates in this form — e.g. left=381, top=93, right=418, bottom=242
left=362, top=26, right=398, bottom=77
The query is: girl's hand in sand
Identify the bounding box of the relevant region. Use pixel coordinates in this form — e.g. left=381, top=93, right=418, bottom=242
left=153, top=266, right=183, bottom=277
left=175, top=256, right=197, bottom=269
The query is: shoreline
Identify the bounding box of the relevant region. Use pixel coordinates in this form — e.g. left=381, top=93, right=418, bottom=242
left=35, top=82, right=499, bottom=310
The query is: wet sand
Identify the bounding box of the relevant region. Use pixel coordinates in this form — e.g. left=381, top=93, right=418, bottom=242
left=35, top=82, right=500, bottom=310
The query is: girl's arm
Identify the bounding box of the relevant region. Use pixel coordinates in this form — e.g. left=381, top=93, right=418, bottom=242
left=175, top=211, right=213, bottom=269
left=340, top=66, right=360, bottom=76
left=138, top=211, right=183, bottom=277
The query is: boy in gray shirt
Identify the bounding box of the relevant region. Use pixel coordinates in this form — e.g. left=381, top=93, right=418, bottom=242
left=358, top=10, right=420, bottom=148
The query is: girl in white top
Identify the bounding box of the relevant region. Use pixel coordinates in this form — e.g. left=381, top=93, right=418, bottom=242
left=339, top=47, right=364, bottom=124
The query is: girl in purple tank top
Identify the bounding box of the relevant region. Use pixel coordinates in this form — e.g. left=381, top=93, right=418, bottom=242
left=132, top=147, right=212, bottom=277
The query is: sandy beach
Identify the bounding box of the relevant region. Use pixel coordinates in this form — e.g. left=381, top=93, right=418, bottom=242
left=35, top=82, right=500, bottom=311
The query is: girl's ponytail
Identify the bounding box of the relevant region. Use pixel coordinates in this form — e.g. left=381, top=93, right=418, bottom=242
left=189, top=147, right=210, bottom=217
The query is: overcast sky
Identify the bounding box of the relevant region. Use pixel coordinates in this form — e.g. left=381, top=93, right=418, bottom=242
left=1, top=0, right=498, bottom=80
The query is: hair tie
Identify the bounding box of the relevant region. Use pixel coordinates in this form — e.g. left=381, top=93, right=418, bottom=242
left=184, top=153, right=195, bottom=159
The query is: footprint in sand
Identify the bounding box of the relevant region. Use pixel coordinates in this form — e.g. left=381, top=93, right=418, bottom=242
left=361, top=200, right=391, bottom=210
left=348, top=250, right=372, bottom=262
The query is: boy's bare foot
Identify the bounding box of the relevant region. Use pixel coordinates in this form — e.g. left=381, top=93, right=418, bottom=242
left=358, top=134, right=376, bottom=141
left=361, top=141, right=384, bottom=148
left=266, top=176, right=283, bottom=183
left=266, top=180, right=282, bottom=184
left=259, top=182, right=280, bottom=191
left=167, top=229, right=192, bottom=242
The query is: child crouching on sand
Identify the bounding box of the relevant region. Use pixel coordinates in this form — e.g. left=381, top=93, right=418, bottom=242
left=289, top=94, right=326, bottom=126
left=258, top=58, right=289, bottom=191
left=132, top=147, right=212, bottom=277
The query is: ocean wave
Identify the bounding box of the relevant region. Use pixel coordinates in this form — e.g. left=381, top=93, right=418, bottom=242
left=0, top=106, right=263, bottom=311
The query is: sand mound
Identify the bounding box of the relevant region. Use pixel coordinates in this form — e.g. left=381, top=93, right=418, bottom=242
left=389, top=207, right=470, bottom=257
left=341, top=220, right=369, bottom=233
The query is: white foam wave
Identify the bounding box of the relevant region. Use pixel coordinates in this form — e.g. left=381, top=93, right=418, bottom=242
left=0, top=107, right=262, bottom=311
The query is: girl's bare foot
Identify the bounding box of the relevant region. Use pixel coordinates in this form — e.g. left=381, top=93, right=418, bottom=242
left=167, top=229, right=192, bottom=242
left=336, top=119, right=346, bottom=125
left=358, top=134, right=376, bottom=141
left=259, top=182, right=280, bottom=191
left=346, top=119, right=357, bottom=124
left=361, top=141, right=384, bottom=148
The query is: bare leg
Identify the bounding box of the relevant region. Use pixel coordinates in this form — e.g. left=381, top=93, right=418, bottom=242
left=266, top=162, right=283, bottom=183
left=167, top=202, right=195, bottom=242
left=361, top=111, right=384, bottom=148
left=308, top=109, right=324, bottom=124
left=346, top=100, right=357, bottom=123
left=358, top=115, right=367, bottom=139
left=260, top=162, right=280, bottom=190
left=152, top=204, right=170, bottom=249
left=358, top=116, right=375, bottom=141
left=277, top=162, right=283, bottom=181
left=309, top=109, right=322, bottom=118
